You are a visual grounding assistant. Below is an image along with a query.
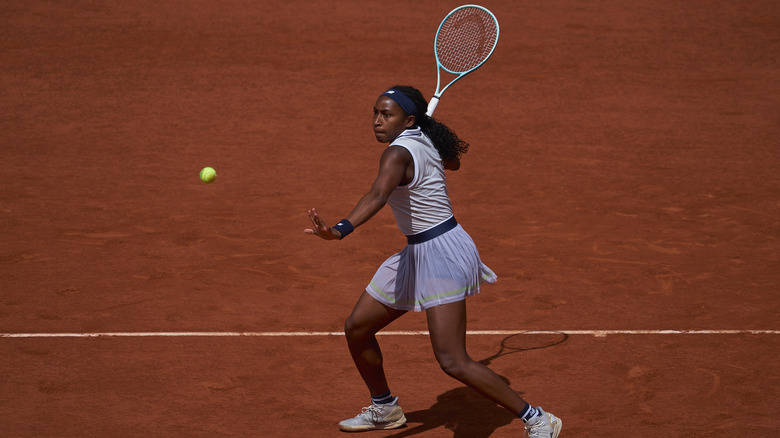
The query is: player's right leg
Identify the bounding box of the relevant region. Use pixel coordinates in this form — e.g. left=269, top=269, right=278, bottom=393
left=426, top=300, right=562, bottom=438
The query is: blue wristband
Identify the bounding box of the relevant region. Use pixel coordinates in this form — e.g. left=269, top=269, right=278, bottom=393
left=332, top=219, right=354, bottom=239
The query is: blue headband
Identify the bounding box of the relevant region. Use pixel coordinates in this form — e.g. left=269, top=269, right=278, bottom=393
left=380, top=88, right=418, bottom=118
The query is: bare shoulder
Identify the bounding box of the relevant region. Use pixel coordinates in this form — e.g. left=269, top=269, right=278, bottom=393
left=381, top=145, right=413, bottom=165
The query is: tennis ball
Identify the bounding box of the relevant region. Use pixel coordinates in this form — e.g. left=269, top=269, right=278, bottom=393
left=200, top=167, right=217, bottom=184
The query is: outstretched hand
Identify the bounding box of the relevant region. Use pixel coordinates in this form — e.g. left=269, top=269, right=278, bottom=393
left=303, top=208, right=340, bottom=240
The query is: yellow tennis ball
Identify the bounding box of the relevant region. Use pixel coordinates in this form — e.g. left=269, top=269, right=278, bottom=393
left=200, top=167, right=217, bottom=184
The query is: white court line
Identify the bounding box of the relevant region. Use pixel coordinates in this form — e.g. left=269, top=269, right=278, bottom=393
left=0, top=330, right=777, bottom=338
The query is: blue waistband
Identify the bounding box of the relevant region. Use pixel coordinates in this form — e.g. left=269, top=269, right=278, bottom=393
left=406, top=217, right=458, bottom=244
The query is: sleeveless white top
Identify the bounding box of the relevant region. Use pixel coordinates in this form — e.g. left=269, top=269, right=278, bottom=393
left=387, top=128, right=454, bottom=235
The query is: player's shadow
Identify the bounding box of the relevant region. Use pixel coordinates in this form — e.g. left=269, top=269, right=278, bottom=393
left=381, top=378, right=517, bottom=438
left=380, top=332, right=568, bottom=437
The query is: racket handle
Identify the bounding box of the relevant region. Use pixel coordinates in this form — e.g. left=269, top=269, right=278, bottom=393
left=426, top=96, right=440, bottom=117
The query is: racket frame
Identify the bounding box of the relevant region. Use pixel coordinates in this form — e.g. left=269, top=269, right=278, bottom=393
left=427, top=4, right=500, bottom=116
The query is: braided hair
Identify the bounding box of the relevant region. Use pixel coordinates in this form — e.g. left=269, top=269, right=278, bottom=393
left=390, top=85, right=469, bottom=163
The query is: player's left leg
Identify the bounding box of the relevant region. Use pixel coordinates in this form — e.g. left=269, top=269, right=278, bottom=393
left=426, top=300, right=527, bottom=414
left=344, top=291, right=407, bottom=396
left=340, top=291, right=408, bottom=432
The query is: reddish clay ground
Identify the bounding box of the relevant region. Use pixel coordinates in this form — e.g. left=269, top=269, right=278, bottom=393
left=1, top=1, right=778, bottom=436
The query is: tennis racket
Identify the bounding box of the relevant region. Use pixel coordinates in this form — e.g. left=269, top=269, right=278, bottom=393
left=426, top=4, right=500, bottom=117
left=479, top=331, right=568, bottom=366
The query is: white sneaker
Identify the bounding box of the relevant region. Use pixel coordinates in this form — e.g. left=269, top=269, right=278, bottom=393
left=525, top=407, right=562, bottom=438
left=338, top=397, right=407, bottom=432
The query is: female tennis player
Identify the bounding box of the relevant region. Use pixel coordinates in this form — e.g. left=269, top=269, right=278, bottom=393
left=304, top=86, right=562, bottom=438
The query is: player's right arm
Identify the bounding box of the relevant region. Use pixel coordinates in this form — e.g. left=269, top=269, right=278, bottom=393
left=443, top=157, right=460, bottom=171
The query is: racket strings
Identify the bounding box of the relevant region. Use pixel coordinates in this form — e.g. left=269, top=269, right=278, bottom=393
left=436, top=8, right=498, bottom=73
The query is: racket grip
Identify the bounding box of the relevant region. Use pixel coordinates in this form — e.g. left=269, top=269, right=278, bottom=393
left=426, top=97, right=440, bottom=117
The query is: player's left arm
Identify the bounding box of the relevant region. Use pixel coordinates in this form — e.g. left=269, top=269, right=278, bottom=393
left=345, top=146, right=410, bottom=226
left=305, top=146, right=411, bottom=240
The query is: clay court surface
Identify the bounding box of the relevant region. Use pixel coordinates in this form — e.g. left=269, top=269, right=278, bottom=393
left=1, top=1, right=779, bottom=436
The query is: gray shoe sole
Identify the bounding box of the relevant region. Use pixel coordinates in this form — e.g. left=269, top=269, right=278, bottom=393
left=338, top=414, right=407, bottom=432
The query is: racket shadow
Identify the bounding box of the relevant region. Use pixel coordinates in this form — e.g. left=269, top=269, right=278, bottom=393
left=479, top=330, right=569, bottom=366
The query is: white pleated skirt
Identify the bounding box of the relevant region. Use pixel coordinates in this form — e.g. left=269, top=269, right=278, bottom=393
left=365, top=224, right=497, bottom=312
